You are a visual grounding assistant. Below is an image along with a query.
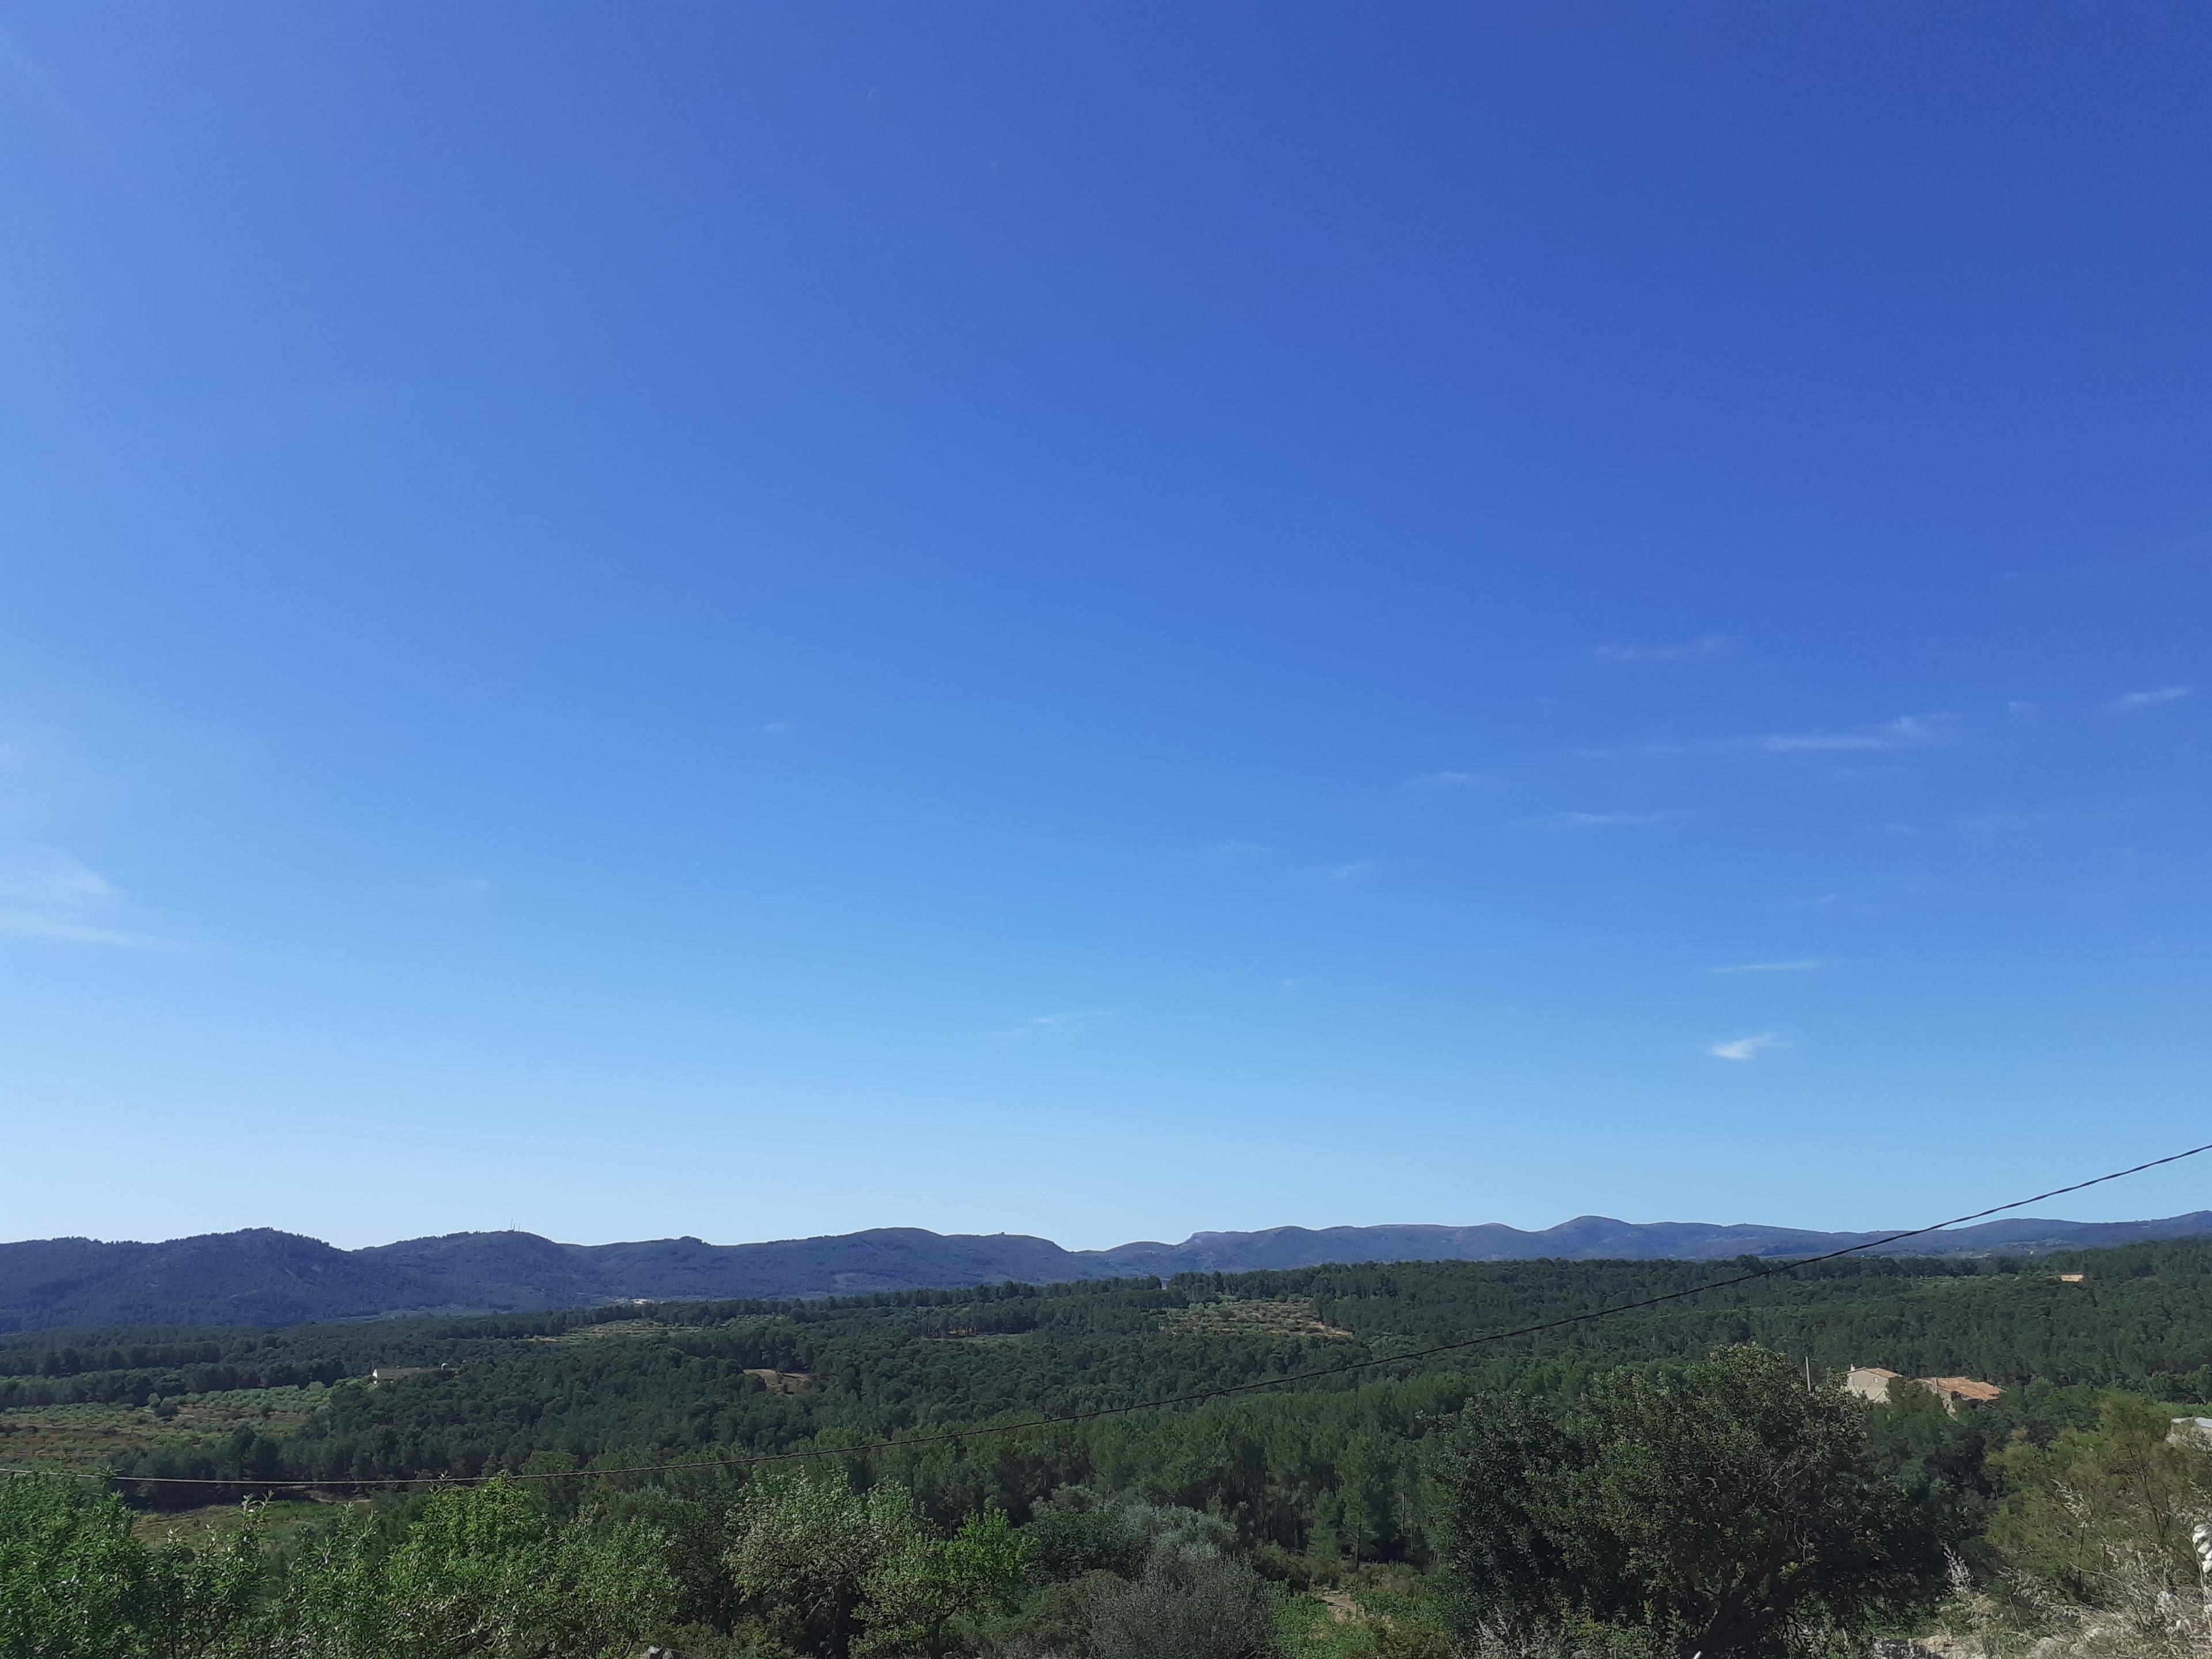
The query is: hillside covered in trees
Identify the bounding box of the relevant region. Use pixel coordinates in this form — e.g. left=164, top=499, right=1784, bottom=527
left=5, top=1242, right=2209, bottom=1503
left=5, top=1240, right=2211, bottom=1656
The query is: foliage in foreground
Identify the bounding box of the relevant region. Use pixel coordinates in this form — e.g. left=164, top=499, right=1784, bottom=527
left=1936, top=1397, right=2212, bottom=1658
left=5, top=1342, right=2210, bottom=1658
left=0, top=1474, right=672, bottom=1659
left=0, top=1471, right=259, bottom=1659
left=0, top=1469, right=1283, bottom=1659
left=1430, top=1346, right=1949, bottom=1657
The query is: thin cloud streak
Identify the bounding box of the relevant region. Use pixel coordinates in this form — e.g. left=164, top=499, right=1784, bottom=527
left=995, top=1009, right=1113, bottom=1039
left=0, top=910, right=185, bottom=950
left=1594, top=634, right=1729, bottom=664
left=1709, top=1033, right=1788, bottom=1061
left=1751, top=714, right=1952, bottom=753
left=1628, top=717, right=1955, bottom=765
left=1517, top=811, right=1668, bottom=830
left=0, top=848, right=184, bottom=949
left=1597, top=713, right=1956, bottom=762
left=0, top=848, right=118, bottom=907
left=2107, top=685, right=2192, bottom=712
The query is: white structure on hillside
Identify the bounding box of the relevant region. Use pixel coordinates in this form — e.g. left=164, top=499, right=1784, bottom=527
left=1846, top=1366, right=1900, bottom=1403
left=1846, top=1366, right=2003, bottom=1415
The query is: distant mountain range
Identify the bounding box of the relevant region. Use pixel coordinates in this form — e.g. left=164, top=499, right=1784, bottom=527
left=4, top=1211, right=2208, bottom=1333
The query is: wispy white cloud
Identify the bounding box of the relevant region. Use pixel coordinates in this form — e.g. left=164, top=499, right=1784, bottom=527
left=1999, top=526, right=2212, bottom=588
left=997, top=1009, right=1112, bottom=1039
left=0, top=847, right=184, bottom=950
left=1594, top=634, right=1729, bottom=664
left=1324, top=860, right=1376, bottom=880
left=1611, top=713, right=1956, bottom=762
left=0, top=847, right=116, bottom=907
left=1709, top=1033, right=1788, bottom=1061
left=1709, top=959, right=1820, bottom=974
left=0, top=910, right=182, bottom=950
left=1749, top=714, right=1952, bottom=753
left=1949, top=801, right=2139, bottom=834
left=2107, top=685, right=2192, bottom=713
left=1517, top=810, right=1668, bottom=830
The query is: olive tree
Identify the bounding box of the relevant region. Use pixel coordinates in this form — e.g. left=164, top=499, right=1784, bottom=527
left=1432, top=1344, right=1948, bottom=1658
left=725, top=1472, right=922, bottom=1658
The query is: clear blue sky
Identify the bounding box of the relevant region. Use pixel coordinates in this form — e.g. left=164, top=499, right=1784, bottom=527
left=3, top=5, right=2207, bottom=1252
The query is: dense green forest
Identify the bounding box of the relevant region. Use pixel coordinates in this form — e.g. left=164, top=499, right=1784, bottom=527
left=5, top=1242, right=2210, bottom=1502
left=5, top=1242, right=2211, bottom=1655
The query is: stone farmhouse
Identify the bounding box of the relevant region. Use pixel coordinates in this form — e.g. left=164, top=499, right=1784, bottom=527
left=1846, top=1365, right=2003, bottom=1414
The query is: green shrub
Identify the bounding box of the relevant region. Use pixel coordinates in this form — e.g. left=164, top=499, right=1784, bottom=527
left=0, top=1472, right=264, bottom=1659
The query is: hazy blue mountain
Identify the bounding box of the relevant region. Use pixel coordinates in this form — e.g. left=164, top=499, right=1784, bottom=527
left=5, top=1211, right=2209, bottom=1332
left=0, top=1230, right=447, bottom=1331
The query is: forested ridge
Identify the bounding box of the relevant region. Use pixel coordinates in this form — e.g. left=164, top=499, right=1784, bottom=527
left=15, top=1215, right=2210, bottom=1334
left=5, top=1241, right=2208, bottom=1505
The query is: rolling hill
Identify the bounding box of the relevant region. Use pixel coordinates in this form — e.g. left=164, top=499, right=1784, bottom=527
left=5, top=1211, right=2209, bottom=1332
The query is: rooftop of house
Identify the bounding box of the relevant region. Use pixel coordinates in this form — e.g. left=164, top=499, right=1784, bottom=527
left=1921, top=1376, right=2004, bottom=1403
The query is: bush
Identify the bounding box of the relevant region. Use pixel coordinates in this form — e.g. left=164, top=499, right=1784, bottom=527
left=1024, top=1486, right=1238, bottom=1585
left=1431, top=1345, right=1949, bottom=1658
left=1087, top=1532, right=1279, bottom=1659
left=0, top=1473, right=263, bottom=1659
left=276, top=1478, right=675, bottom=1658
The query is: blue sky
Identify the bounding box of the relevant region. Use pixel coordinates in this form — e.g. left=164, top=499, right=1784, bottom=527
left=3, top=4, right=2207, bottom=1251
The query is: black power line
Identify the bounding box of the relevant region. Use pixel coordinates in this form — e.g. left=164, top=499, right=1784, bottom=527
left=11, top=1137, right=2210, bottom=1493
